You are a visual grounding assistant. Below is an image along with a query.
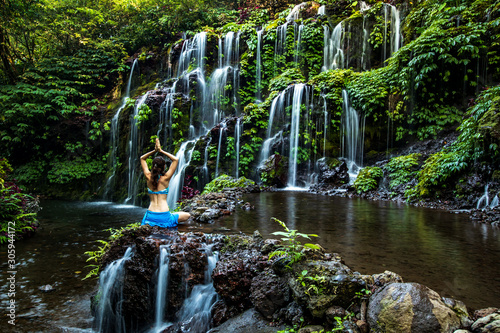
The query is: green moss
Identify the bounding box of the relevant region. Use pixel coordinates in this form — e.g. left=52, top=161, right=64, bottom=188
left=202, top=174, right=255, bottom=194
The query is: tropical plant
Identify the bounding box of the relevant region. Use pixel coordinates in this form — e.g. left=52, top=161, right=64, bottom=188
left=268, top=217, right=320, bottom=268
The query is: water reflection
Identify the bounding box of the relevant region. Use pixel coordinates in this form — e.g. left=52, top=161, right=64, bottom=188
left=214, top=192, right=500, bottom=309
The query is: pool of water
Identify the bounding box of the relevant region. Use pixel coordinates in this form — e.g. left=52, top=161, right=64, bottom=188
left=206, top=191, right=500, bottom=310
left=1, top=194, right=498, bottom=331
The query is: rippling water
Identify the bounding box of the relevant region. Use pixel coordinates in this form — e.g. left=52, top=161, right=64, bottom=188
left=1, top=194, right=498, bottom=331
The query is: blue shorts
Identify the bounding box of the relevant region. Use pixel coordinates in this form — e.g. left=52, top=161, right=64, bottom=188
left=141, top=210, right=179, bottom=228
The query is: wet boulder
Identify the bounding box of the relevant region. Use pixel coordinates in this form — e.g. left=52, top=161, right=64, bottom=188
left=367, top=282, right=468, bottom=333
left=207, top=308, right=281, bottom=333
left=259, top=154, right=289, bottom=188
left=317, top=158, right=350, bottom=187
left=288, top=259, right=366, bottom=318
left=250, top=268, right=291, bottom=319
left=212, top=248, right=270, bottom=311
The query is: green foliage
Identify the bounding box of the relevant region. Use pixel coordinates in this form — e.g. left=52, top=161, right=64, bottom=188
left=83, top=222, right=141, bottom=280
left=134, top=103, right=152, bottom=127
left=353, top=167, right=383, bottom=194
left=47, top=154, right=107, bottom=184
left=269, top=68, right=305, bottom=92
left=202, top=174, right=255, bottom=194
left=0, top=158, right=40, bottom=244
left=384, top=153, right=421, bottom=190
left=268, top=217, right=320, bottom=269
left=408, top=85, right=500, bottom=199
left=297, top=270, right=328, bottom=296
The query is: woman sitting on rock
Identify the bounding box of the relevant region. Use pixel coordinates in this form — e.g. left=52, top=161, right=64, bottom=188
left=140, top=138, right=190, bottom=227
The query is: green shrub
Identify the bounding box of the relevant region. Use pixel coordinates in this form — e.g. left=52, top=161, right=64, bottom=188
left=353, top=167, right=383, bottom=194
left=0, top=158, right=40, bottom=244
left=384, top=153, right=421, bottom=190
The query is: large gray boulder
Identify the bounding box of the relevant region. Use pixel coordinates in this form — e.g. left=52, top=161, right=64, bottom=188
left=367, top=282, right=469, bottom=333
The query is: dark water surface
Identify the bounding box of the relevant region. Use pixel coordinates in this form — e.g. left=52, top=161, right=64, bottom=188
left=206, top=191, right=500, bottom=310
left=1, top=193, right=499, bottom=331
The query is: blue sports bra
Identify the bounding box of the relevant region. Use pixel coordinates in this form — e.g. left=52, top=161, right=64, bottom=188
left=148, top=187, right=169, bottom=195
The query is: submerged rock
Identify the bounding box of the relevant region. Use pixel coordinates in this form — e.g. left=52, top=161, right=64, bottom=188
left=207, top=308, right=280, bottom=333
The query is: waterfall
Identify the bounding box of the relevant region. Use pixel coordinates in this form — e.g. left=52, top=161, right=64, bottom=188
left=93, top=247, right=134, bottom=333
left=103, top=59, right=139, bottom=200
left=491, top=194, right=499, bottom=209
left=259, top=131, right=283, bottom=167
left=383, top=4, right=389, bottom=65
left=176, top=244, right=219, bottom=333
left=477, top=184, right=490, bottom=210
left=125, top=93, right=149, bottom=205
left=259, top=89, right=287, bottom=166
left=288, top=84, right=309, bottom=187
left=318, top=5, right=325, bottom=15
left=294, top=24, right=304, bottom=66
left=322, top=94, right=328, bottom=158
left=341, top=90, right=365, bottom=179
left=322, top=22, right=344, bottom=71
left=167, top=140, right=196, bottom=210
left=177, top=32, right=207, bottom=77
left=202, top=137, right=212, bottom=184
left=235, top=118, right=242, bottom=178
left=215, top=122, right=226, bottom=177
left=154, top=245, right=171, bottom=331
left=361, top=16, right=370, bottom=71
left=255, top=28, right=263, bottom=103
left=390, top=5, right=402, bottom=55
left=274, top=23, right=288, bottom=76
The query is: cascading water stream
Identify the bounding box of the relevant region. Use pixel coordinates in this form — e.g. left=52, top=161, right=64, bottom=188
left=341, top=89, right=365, bottom=181
left=215, top=122, right=227, bottom=178
left=125, top=93, right=149, bottom=205
left=322, top=22, right=344, bottom=71
left=176, top=244, right=219, bottom=333
left=390, top=4, right=402, bottom=55
left=202, top=137, right=212, bottom=184
left=288, top=84, right=309, bottom=187
left=235, top=118, right=242, bottom=178
left=154, top=245, right=171, bottom=332
left=258, top=88, right=287, bottom=166
left=255, top=28, right=263, bottom=103
left=167, top=140, right=196, bottom=210
left=103, top=59, right=139, bottom=200
left=294, top=24, right=304, bottom=66
left=93, top=247, right=134, bottom=333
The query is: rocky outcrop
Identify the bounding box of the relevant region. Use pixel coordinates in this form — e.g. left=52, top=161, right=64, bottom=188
left=367, top=282, right=469, bottom=333
left=94, top=225, right=500, bottom=333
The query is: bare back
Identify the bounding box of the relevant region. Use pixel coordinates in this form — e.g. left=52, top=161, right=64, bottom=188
left=147, top=175, right=170, bottom=212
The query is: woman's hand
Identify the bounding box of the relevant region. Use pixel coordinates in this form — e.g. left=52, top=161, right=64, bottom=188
left=155, top=138, right=161, bottom=152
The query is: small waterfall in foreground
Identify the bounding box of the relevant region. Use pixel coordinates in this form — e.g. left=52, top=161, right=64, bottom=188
left=93, top=247, right=134, bottom=333
left=103, top=59, right=139, bottom=200
left=322, top=22, right=344, bottom=71
left=341, top=90, right=365, bottom=181
left=154, top=245, right=171, bottom=332
left=255, top=28, right=263, bottom=103
left=176, top=244, right=219, bottom=333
